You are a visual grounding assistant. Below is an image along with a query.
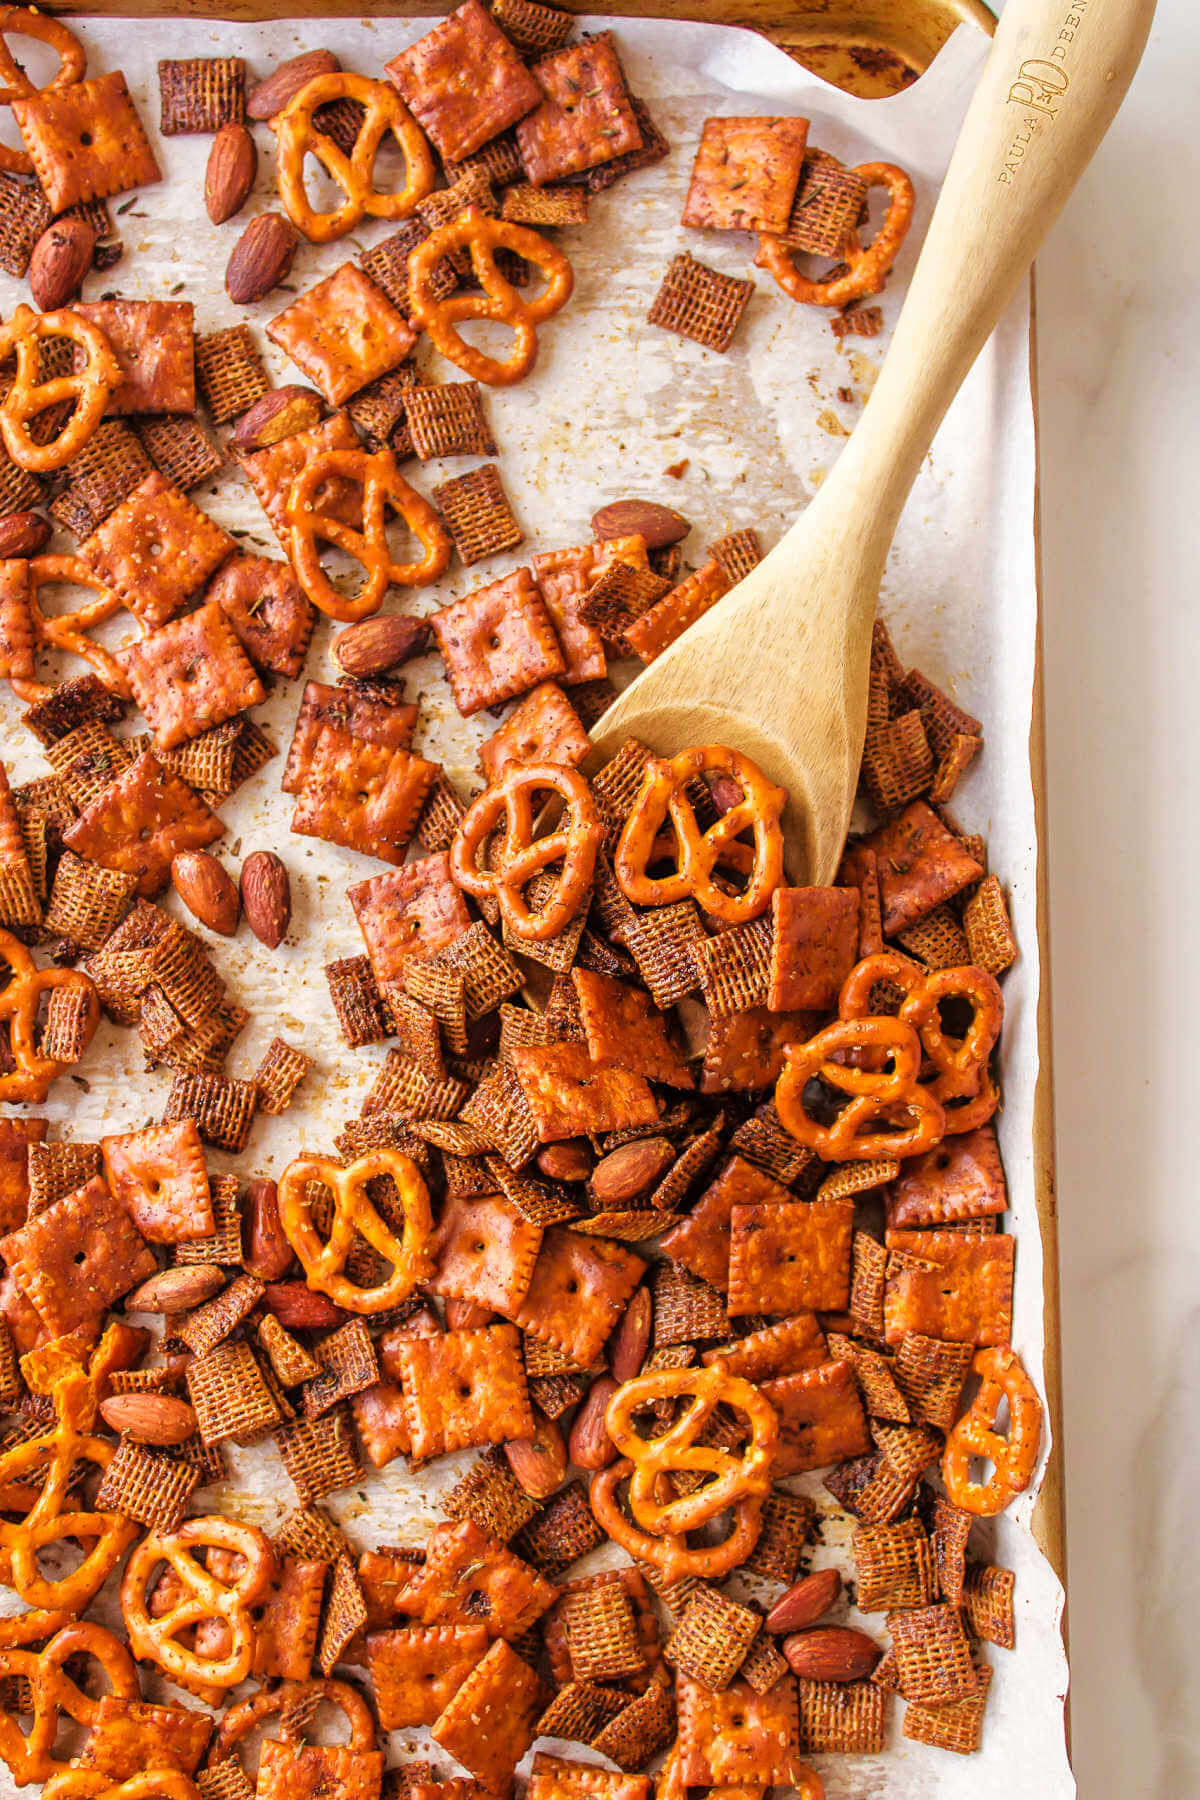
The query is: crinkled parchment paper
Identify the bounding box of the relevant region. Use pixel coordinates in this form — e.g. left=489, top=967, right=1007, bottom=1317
left=0, top=14, right=1072, bottom=1799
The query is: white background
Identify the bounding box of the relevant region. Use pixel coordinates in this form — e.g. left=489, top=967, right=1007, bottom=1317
left=1034, top=0, right=1198, bottom=1789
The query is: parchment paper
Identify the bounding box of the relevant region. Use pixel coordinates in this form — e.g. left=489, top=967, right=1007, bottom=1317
left=0, top=14, right=1073, bottom=1798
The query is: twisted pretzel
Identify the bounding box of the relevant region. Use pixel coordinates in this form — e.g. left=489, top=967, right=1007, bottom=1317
left=274, top=71, right=434, bottom=243
left=590, top=1458, right=766, bottom=1584
left=212, top=1679, right=377, bottom=1763
left=44, top=1772, right=202, bottom=1800
left=9, top=555, right=136, bottom=705
left=451, top=762, right=602, bottom=942
left=755, top=161, right=915, bottom=308
left=121, top=1517, right=277, bottom=1693
left=839, top=950, right=1003, bottom=1107
left=0, top=1621, right=138, bottom=1785
left=0, top=929, right=99, bottom=1103
left=775, top=1015, right=945, bottom=1160
left=408, top=205, right=575, bottom=386
left=286, top=447, right=452, bottom=623
left=615, top=744, right=786, bottom=925
left=0, top=7, right=85, bottom=174
left=942, top=1344, right=1042, bottom=1516
left=277, top=1148, right=434, bottom=1314
left=0, top=1372, right=137, bottom=1614
left=0, top=306, right=120, bottom=474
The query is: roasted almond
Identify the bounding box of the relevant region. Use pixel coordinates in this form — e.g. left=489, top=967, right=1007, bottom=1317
left=28, top=217, right=94, bottom=311
left=331, top=614, right=431, bottom=679
left=504, top=1410, right=568, bottom=1499
left=205, top=121, right=257, bottom=225
left=171, top=850, right=239, bottom=936
left=125, top=1264, right=226, bottom=1313
left=568, top=1374, right=619, bottom=1470
left=0, top=511, right=50, bottom=559
left=242, top=1178, right=293, bottom=1281
left=782, top=1626, right=881, bottom=1682
left=99, top=1393, right=197, bottom=1446
left=536, top=1140, right=592, bottom=1182
left=607, top=1285, right=652, bottom=1382
left=263, top=1281, right=348, bottom=1330
left=590, top=1136, right=675, bottom=1206
left=240, top=851, right=291, bottom=949
left=230, top=384, right=324, bottom=452
left=226, top=212, right=296, bottom=306
left=765, top=1567, right=842, bottom=1635
left=247, top=48, right=341, bottom=120
left=591, top=498, right=690, bottom=550
left=444, top=1298, right=495, bottom=1329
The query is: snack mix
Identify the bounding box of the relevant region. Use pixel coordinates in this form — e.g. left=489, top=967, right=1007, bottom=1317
left=0, top=6, right=1035, bottom=1798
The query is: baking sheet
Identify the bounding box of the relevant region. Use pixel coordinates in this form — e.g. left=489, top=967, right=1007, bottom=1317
left=0, top=13, right=1073, bottom=1797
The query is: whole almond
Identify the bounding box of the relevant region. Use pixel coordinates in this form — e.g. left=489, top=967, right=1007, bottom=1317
left=331, top=615, right=430, bottom=679
left=590, top=1137, right=675, bottom=1206
left=0, top=511, right=50, bottom=559
left=205, top=122, right=257, bottom=225
left=247, top=48, right=341, bottom=120
left=100, top=1393, right=197, bottom=1446
left=29, top=217, right=94, bottom=311
left=230, top=385, right=324, bottom=452
left=607, top=1286, right=652, bottom=1382
left=242, top=1178, right=293, bottom=1281
left=591, top=498, right=690, bottom=550
left=125, top=1264, right=225, bottom=1313
left=568, top=1374, right=620, bottom=1471
left=536, top=1140, right=592, bottom=1182
left=766, top=1568, right=842, bottom=1635
left=264, top=1281, right=348, bottom=1330
left=782, top=1626, right=881, bottom=1683
left=171, top=850, right=239, bottom=936
left=444, top=1298, right=495, bottom=1329
left=226, top=212, right=296, bottom=306
left=504, top=1411, right=568, bottom=1499
left=240, top=851, right=290, bottom=949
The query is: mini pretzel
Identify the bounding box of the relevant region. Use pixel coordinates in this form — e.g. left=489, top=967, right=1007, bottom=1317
left=451, top=762, right=602, bottom=942
left=0, top=929, right=99, bottom=1103
left=212, top=1679, right=377, bottom=1763
left=839, top=950, right=1003, bottom=1101
left=0, top=7, right=86, bottom=173
left=121, top=1516, right=277, bottom=1693
left=0, top=305, right=121, bottom=474
left=615, top=744, right=786, bottom=925
left=755, top=161, right=915, bottom=308
left=274, top=71, right=434, bottom=243
left=286, top=447, right=452, bottom=623
left=590, top=1458, right=766, bottom=1585
left=942, top=1344, right=1042, bottom=1516
left=44, top=1771, right=202, bottom=1800
left=0, top=1372, right=137, bottom=1614
left=0, top=1620, right=138, bottom=1785
left=408, top=205, right=575, bottom=387
left=277, top=1148, right=434, bottom=1314
left=605, top=1363, right=779, bottom=1534
left=775, top=1015, right=946, bottom=1160
left=9, top=555, right=136, bottom=706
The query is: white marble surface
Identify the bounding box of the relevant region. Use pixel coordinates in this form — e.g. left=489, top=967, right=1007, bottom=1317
left=1033, top=0, right=1198, bottom=1791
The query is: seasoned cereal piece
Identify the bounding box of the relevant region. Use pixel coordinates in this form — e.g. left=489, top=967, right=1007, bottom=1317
left=682, top=117, right=808, bottom=234
left=74, top=301, right=195, bottom=417
left=432, top=567, right=564, bottom=714
left=516, top=35, right=641, bottom=186
left=350, top=854, right=471, bottom=983
left=78, top=472, right=235, bottom=631
left=137, top=414, right=223, bottom=493
left=0, top=171, right=52, bottom=279
left=780, top=151, right=868, bottom=257
left=727, top=1199, right=853, bottom=1315
left=385, top=0, right=542, bottom=163
left=559, top=1580, right=644, bottom=1683
left=852, top=1516, right=935, bottom=1611
left=511, top=1041, right=659, bottom=1142
left=646, top=257, right=753, bottom=356
left=276, top=1405, right=363, bottom=1502
left=207, top=554, right=316, bottom=682
left=479, top=681, right=590, bottom=781
left=862, top=801, right=985, bottom=937
left=194, top=323, right=269, bottom=424
left=664, top=1585, right=760, bottom=1691
left=887, top=1602, right=978, bottom=1705
left=768, top=885, right=859, bottom=1011
left=903, top=1662, right=992, bottom=1755
left=267, top=265, right=417, bottom=408
left=368, top=1623, right=489, bottom=1729
left=158, top=57, right=245, bottom=133
left=501, top=182, right=588, bottom=227
left=101, top=1119, right=213, bottom=1244
left=741, top=1488, right=816, bottom=1582
left=431, top=1637, right=545, bottom=1788
left=763, top=1359, right=872, bottom=1476
left=163, top=1070, right=258, bottom=1154
left=796, top=1676, right=886, bottom=1753
left=0, top=1174, right=155, bottom=1339
left=116, top=602, right=264, bottom=752
left=64, top=752, right=223, bottom=897
left=442, top=1447, right=540, bottom=1541
left=516, top=1225, right=644, bottom=1365
left=428, top=1191, right=544, bottom=1317
left=404, top=382, right=496, bottom=461
left=883, top=1229, right=1014, bottom=1346
left=12, top=72, right=161, bottom=213
left=433, top=464, right=525, bottom=568
left=571, top=966, right=692, bottom=1088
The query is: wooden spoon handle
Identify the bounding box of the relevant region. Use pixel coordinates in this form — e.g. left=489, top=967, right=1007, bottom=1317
left=803, top=0, right=1155, bottom=561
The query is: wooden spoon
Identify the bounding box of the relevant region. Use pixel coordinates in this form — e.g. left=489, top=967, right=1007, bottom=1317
left=591, top=0, right=1155, bottom=882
